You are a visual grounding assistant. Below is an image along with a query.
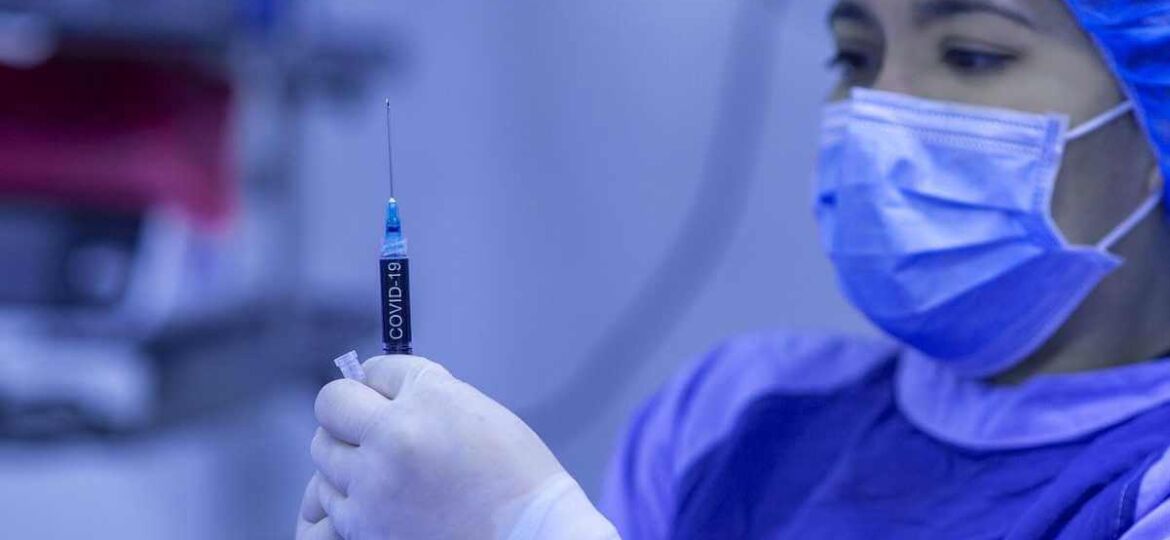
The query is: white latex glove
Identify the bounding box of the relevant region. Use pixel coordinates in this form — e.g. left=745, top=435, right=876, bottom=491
left=296, top=354, right=618, bottom=540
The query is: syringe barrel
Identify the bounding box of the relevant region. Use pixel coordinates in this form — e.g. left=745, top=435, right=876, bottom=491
left=380, top=257, right=413, bottom=354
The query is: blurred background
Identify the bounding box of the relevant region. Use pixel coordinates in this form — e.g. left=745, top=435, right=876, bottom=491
left=0, top=0, right=869, bottom=537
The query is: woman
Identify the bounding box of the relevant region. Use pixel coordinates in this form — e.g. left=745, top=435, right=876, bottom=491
left=298, top=0, right=1170, bottom=538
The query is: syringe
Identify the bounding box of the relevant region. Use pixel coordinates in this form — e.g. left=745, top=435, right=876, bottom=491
left=380, top=101, right=413, bottom=355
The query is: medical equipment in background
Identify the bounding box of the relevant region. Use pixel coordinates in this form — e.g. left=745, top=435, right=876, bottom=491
left=380, top=103, right=414, bottom=356
left=0, top=0, right=396, bottom=432
left=0, top=56, right=236, bottom=435
left=0, top=2, right=400, bottom=538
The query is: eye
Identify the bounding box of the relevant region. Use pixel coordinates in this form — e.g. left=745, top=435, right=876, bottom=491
left=827, top=49, right=876, bottom=79
left=941, top=47, right=1018, bottom=74
left=827, top=50, right=868, bottom=71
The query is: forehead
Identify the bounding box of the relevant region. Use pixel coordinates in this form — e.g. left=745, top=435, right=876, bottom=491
left=830, top=0, right=1087, bottom=39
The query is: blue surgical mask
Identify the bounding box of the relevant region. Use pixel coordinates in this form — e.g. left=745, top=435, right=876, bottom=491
left=815, top=88, right=1160, bottom=378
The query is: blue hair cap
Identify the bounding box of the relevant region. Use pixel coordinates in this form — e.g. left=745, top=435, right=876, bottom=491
left=1063, top=0, right=1170, bottom=199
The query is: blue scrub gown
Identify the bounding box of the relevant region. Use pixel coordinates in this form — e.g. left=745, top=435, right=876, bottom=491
left=602, top=333, right=1170, bottom=539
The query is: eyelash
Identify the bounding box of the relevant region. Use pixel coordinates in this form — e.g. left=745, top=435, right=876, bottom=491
left=941, top=47, right=1018, bottom=74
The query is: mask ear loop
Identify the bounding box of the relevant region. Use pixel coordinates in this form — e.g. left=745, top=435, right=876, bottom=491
left=1097, top=192, right=1161, bottom=251
left=1058, top=99, right=1155, bottom=252
left=1066, top=101, right=1135, bottom=141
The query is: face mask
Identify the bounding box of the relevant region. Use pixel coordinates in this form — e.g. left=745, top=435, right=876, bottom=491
left=815, top=88, right=1160, bottom=378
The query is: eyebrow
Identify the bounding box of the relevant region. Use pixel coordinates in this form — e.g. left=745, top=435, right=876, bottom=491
left=912, top=0, right=1036, bottom=29
left=828, top=1, right=877, bottom=28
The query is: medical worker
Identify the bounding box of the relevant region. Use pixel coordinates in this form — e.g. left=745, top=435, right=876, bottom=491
left=298, top=0, right=1170, bottom=538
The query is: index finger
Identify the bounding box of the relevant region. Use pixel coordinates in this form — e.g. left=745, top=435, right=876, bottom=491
left=300, top=474, right=327, bottom=524
left=297, top=516, right=342, bottom=540
left=314, top=379, right=391, bottom=444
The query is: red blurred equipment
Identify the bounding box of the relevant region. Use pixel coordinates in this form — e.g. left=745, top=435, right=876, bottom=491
left=0, top=57, right=234, bottom=228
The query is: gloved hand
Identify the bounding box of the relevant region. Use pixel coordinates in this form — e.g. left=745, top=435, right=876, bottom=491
left=295, top=355, right=617, bottom=540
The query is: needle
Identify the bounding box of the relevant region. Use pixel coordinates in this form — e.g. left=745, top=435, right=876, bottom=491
left=385, top=99, right=396, bottom=200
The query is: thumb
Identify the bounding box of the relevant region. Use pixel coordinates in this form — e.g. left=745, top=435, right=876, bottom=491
left=361, top=354, right=452, bottom=400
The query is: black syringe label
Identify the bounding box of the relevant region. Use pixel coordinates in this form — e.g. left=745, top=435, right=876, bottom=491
left=380, top=258, right=412, bottom=349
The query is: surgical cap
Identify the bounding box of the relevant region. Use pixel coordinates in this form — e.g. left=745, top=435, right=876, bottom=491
left=1062, top=1, right=1170, bottom=200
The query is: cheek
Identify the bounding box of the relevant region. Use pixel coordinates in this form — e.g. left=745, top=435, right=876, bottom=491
left=1049, top=122, right=1154, bottom=245
left=829, top=85, right=851, bottom=103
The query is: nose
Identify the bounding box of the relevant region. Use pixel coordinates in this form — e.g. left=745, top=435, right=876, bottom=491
left=870, top=60, right=916, bottom=96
